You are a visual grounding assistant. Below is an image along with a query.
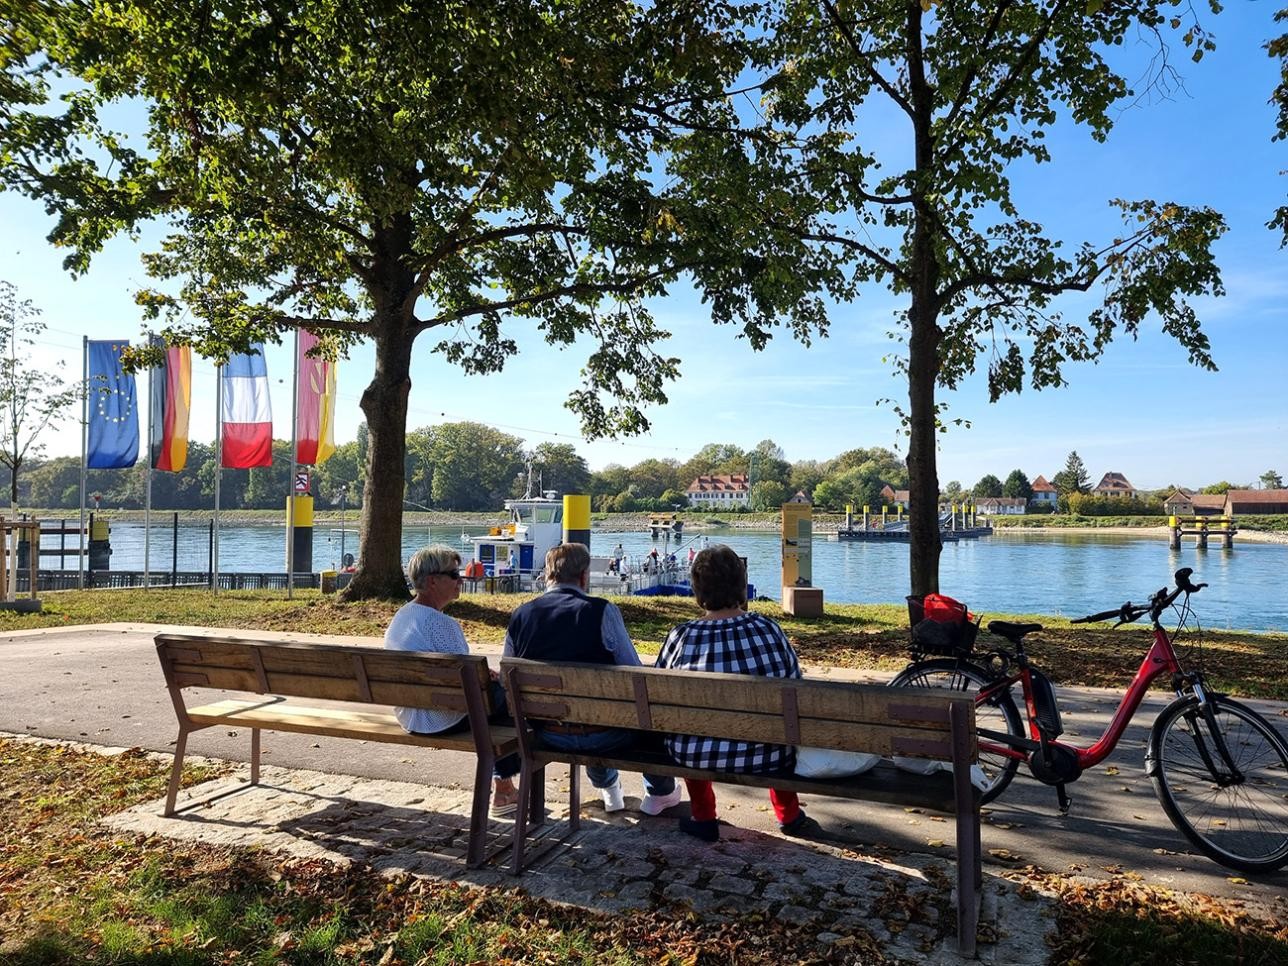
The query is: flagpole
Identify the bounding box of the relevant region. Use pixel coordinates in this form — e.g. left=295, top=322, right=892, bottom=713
left=78, top=337, right=88, bottom=590
left=213, top=363, right=222, bottom=595
left=144, top=347, right=155, bottom=590
left=287, top=329, right=298, bottom=599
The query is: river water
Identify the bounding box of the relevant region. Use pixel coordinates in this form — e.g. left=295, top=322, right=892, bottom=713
left=93, top=522, right=1288, bottom=632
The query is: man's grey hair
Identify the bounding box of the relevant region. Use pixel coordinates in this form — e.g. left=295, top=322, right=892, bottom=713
left=544, top=542, right=590, bottom=584
left=406, top=545, right=461, bottom=591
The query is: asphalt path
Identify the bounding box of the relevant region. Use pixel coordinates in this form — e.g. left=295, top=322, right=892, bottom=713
left=3, top=623, right=1286, bottom=908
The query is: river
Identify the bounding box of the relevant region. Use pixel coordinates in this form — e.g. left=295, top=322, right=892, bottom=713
left=91, top=522, right=1288, bottom=632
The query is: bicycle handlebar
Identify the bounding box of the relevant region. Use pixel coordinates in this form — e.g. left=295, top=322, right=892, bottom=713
left=1072, top=568, right=1206, bottom=626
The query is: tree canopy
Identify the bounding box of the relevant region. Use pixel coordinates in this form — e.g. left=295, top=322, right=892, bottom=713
left=1, top=0, right=826, bottom=598
left=705, top=0, right=1228, bottom=592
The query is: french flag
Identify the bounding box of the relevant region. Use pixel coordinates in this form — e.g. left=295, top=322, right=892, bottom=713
left=221, top=346, right=273, bottom=468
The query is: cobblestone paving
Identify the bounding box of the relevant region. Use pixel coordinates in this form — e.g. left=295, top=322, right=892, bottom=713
left=105, top=761, right=1055, bottom=964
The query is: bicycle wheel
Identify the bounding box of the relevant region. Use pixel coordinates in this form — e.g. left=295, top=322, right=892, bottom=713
left=1149, top=695, right=1288, bottom=873
left=889, top=659, right=1023, bottom=804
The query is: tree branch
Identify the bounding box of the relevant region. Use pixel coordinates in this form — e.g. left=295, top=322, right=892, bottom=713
left=416, top=266, right=695, bottom=333
left=821, top=0, right=914, bottom=120
left=939, top=0, right=1071, bottom=161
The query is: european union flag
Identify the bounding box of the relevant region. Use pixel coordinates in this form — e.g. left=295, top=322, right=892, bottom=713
left=86, top=340, right=139, bottom=469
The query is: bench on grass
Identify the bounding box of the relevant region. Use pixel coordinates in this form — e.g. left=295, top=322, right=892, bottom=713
left=155, top=633, right=518, bottom=867
left=501, top=658, right=983, bottom=957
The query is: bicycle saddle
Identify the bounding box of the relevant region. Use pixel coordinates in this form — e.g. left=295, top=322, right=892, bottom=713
left=987, top=620, right=1043, bottom=643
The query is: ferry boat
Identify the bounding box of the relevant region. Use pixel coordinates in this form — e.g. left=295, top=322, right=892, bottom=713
left=466, top=490, right=563, bottom=587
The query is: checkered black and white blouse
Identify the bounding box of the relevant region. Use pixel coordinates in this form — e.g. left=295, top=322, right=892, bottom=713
left=655, top=611, right=801, bottom=773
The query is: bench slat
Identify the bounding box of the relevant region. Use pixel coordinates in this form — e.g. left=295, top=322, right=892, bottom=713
left=507, top=660, right=962, bottom=728
left=168, top=662, right=475, bottom=711
left=515, top=694, right=968, bottom=759
left=157, top=636, right=487, bottom=689
left=185, top=698, right=517, bottom=753
left=527, top=748, right=960, bottom=812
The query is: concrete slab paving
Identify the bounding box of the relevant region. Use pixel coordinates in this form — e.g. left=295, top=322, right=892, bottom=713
left=100, top=753, right=1055, bottom=964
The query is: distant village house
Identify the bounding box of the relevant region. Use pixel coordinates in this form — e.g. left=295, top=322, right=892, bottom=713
left=977, top=496, right=1027, bottom=515
left=1163, top=489, right=1226, bottom=517
left=1092, top=472, right=1137, bottom=499
left=1223, top=489, right=1288, bottom=516
left=879, top=485, right=910, bottom=510
left=1029, top=475, right=1058, bottom=508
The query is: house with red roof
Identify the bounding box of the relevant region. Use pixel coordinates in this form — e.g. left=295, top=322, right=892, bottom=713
left=1030, top=474, right=1058, bottom=509
left=1092, top=472, right=1137, bottom=499
left=685, top=473, right=751, bottom=507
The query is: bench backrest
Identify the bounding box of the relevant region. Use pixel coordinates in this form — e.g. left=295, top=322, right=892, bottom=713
left=500, top=658, right=976, bottom=762
left=156, top=633, right=496, bottom=715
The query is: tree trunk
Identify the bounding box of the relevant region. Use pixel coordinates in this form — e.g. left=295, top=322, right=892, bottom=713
left=338, top=217, right=418, bottom=602
left=906, top=301, right=941, bottom=597
left=905, top=4, right=941, bottom=598
left=339, top=324, right=414, bottom=601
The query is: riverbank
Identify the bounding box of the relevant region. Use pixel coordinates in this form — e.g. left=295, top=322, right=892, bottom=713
left=17, top=507, right=1288, bottom=546
left=2, top=589, right=1284, bottom=699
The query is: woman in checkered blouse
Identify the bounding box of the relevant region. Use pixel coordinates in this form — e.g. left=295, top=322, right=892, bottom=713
left=655, top=545, right=819, bottom=842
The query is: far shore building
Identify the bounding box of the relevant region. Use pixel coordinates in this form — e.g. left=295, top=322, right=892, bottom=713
left=1092, top=472, right=1137, bottom=499
left=1030, top=475, right=1058, bottom=509
left=1223, top=488, right=1288, bottom=516
left=1164, top=489, right=1226, bottom=516
left=978, top=496, right=1027, bottom=515
left=879, top=485, right=910, bottom=510
left=685, top=473, right=751, bottom=507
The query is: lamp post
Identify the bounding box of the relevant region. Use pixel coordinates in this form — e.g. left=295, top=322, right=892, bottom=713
left=403, top=500, right=433, bottom=544
left=336, top=484, right=351, bottom=567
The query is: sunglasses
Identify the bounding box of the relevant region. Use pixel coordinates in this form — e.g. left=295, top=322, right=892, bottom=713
left=430, top=569, right=462, bottom=580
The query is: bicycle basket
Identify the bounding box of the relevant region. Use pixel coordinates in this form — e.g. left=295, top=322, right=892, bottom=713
left=907, top=594, right=980, bottom=655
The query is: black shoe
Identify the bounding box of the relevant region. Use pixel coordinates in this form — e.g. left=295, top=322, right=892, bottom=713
left=780, top=812, right=821, bottom=838
left=678, top=817, right=720, bottom=842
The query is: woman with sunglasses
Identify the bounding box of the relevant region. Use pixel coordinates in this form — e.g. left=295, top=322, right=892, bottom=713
left=385, top=544, right=519, bottom=815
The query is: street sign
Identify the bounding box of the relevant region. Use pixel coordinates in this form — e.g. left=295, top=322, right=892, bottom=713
left=294, top=471, right=310, bottom=493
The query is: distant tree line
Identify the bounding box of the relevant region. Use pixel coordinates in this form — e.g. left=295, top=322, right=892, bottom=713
left=5, top=427, right=1277, bottom=517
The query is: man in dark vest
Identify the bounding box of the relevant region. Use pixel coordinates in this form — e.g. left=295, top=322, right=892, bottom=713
left=504, top=542, right=681, bottom=815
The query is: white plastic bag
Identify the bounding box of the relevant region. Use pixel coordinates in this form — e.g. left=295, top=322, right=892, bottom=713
left=794, top=746, right=881, bottom=779
left=891, top=756, right=989, bottom=790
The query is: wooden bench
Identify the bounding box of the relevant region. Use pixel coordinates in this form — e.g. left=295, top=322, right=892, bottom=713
left=155, top=633, right=518, bottom=867
left=501, top=658, right=983, bottom=957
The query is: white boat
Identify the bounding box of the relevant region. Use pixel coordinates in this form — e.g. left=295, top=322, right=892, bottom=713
left=464, top=490, right=564, bottom=589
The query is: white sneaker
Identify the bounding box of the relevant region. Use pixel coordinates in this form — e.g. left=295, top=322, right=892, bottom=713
left=639, top=786, right=683, bottom=816
left=600, top=779, right=625, bottom=812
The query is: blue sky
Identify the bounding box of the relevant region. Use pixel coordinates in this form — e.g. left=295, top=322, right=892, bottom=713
left=1, top=7, right=1284, bottom=492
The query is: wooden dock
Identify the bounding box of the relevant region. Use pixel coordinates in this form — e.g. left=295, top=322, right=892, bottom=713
left=835, top=526, right=993, bottom=543
left=1169, top=515, right=1238, bottom=549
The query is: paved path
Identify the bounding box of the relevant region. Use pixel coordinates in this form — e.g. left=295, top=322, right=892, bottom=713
left=3, top=623, right=1286, bottom=919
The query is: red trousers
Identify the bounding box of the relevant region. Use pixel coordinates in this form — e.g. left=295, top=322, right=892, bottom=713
left=684, top=778, right=800, bottom=825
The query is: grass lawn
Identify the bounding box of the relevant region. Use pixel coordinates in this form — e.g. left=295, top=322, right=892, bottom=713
left=2, top=588, right=1286, bottom=700
left=0, top=738, right=855, bottom=965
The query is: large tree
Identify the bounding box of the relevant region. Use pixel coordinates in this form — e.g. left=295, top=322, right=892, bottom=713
left=1002, top=469, right=1032, bottom=501
left=0, top=280, right=78, bottom=508
left=1052, top=451, right=1091, bottom=496
left=2, top=1, right=825, bottom=598
left=731, top=0, right=1226, bottom=594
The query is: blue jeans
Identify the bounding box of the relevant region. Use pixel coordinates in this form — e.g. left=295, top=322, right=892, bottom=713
left=538, top=728, right=676, bottom=795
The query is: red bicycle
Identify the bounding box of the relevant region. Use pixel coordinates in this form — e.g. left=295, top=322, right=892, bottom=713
left=891, top=568, right=1288, bottom=873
